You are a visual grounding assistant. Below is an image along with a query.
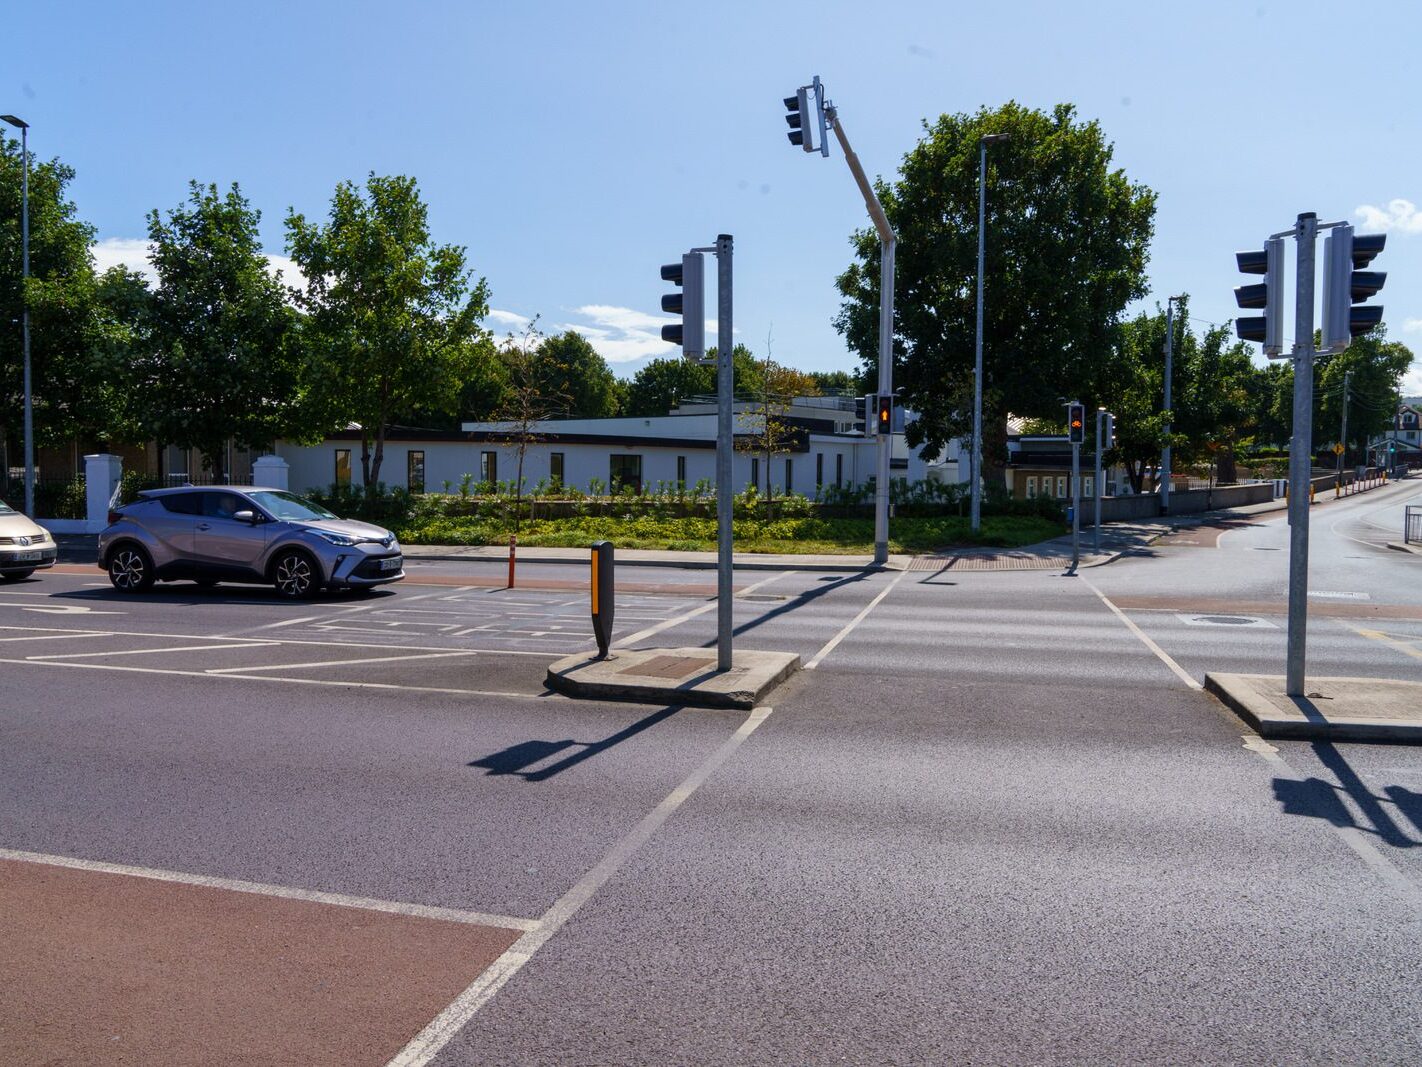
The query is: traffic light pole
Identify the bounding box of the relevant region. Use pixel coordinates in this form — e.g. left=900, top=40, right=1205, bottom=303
left=1094, top=409, right=1105, bottom=554
left=1337, top=369, right=1351, bottom=486
left=1161, top=297, right=1178, bottom=515
left=1285, top=213, right=1318, bottom=697
left=826, top=109, right=895, bottom=566
left=715, top=234, right=734, bottom=672
left=1070, top=440, right=1081, bottom=572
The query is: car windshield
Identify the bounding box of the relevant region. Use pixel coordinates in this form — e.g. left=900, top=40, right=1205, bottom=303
left=0, top=502, right=15, bottom=515
left=247, top=491, right=338, bottom=521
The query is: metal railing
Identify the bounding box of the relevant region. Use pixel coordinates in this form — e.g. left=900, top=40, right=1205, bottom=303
left=1406, top=505, right=1422, bottom=545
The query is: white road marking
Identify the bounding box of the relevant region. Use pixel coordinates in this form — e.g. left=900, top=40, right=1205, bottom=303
left=612, top=572, right=791, bottom=649
left=11, top=604, right=124, bottom=616
left=28, top=641, right=279, bottom=661
left=385, top=705, right=775, bottom=1067
left=0, top=632, right=114, bottom=644
left=1309, top=590, right=1370, bottom=601
left=0, top=846, right=538, bottom=932
left=1239, top=736, right=1422, bottom=907
left=0, top=656, right=540, bottom=700
left=805, top=569, right=907, bottom=670
left=206, top=650, right=481, bottom=674
left=218, top=585, right=478, bottom=638
left=1080, top=576, right=1202, bottom=690
left=0, top=623, right=565, bottom=657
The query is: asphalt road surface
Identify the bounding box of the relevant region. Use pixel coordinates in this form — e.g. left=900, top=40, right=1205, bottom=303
left=3, top=480, right=1422, bottom=1065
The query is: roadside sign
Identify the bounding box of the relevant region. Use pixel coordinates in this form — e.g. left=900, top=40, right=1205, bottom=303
left=1333, top=443, right=1345, bottom=455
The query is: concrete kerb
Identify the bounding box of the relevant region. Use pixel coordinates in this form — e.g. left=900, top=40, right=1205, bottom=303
left=1205, top=672, right=1422, bottom=742
left=546, top=646, right=801, bottom=709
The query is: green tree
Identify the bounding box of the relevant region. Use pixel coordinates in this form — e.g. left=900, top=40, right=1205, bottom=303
left=287, top=173, right=491, bottom=486
left=531, top=330, right=622, bottom=417
left=625, top=356, right=714, bottom=416
left=808, top=369, right=863, bottom=394
left=835, top=102, right=1156, bottom=481
left=0, top=134, right=144, bottom=455
left=1316, top=331, right=1414, bottom=463
left=143, top=182, right=304, bottom=480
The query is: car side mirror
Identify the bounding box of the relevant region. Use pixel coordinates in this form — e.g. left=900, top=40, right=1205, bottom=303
left=233, top=510, right=257, bottom=524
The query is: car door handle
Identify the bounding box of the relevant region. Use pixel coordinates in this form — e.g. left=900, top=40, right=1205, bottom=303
left=197, top=523, right=211, bottom=531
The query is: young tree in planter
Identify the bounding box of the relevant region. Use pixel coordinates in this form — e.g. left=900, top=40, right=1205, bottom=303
left=143, top=182, right=308, bottom=481
left=493, top=322, right=569, bottom=530
left=735, top=343, right=812, bottom=517
left=287, top=173, right=491, bottom=487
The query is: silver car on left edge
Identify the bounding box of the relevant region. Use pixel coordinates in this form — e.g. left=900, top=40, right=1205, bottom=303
left=98, top=486, right=404, bottom=599
left=0, top=501, right=58, bottom=581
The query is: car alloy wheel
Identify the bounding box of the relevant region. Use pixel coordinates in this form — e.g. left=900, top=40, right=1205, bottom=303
left=273, top=552, right=318, bottom=599
left=108, top=546, right=152, bottom=592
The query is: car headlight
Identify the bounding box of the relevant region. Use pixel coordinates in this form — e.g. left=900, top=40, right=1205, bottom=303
left=314, top=531, right=359, bottom=547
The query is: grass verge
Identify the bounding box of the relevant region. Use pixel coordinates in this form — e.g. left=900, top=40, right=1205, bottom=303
left=397, top=514, right=1063, bottom=554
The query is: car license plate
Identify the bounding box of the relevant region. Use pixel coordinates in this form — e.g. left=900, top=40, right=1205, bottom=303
left=14, top=551, right=41, bottom=561
left=379, top=556, right=402, bottom=572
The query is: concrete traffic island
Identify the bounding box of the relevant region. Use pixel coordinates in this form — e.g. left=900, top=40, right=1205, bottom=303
left=1206, top=673, right=1422, bottom=741
left=546, top=647, right=800, bottom=709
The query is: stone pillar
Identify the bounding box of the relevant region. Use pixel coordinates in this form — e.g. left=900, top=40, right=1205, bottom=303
left=252, top=454, right=290, bottom=491
left=84, top=453, right=123, bottom=533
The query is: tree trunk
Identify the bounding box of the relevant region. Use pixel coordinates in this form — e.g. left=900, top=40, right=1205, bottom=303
left=980, top=416, right=1010, bottom=492
left=368, top=427, right=386, bottom=489
left=360, top=433, right=373, bottom=487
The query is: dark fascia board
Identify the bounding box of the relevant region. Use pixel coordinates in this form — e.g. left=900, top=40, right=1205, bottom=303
left=320, top=427, right=812, bottom=453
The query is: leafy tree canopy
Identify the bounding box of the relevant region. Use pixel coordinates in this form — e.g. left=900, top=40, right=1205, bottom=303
left=835, top=102, right=1157, bottom=467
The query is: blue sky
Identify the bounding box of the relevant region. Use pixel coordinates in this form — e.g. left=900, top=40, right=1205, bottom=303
left=8, top=0, right=1420, bottom=392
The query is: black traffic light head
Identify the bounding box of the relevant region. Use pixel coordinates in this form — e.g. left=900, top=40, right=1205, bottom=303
left=659, top=253, right=705, bottom=360
left=877, top=394, right=892, bottom=433
left=1234, top=237, right=1284, bottom=356
left=784, top=89, right=811, bottom=151
left=1067, top=403, right=1085, bottom=444
left=1323, top=224, right=1386, bottom=350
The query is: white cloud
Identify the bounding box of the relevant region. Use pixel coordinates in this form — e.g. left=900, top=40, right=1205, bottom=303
left=89, top=237, right=306, bottom=292
left=1355, top=199, right=1422, bottom=234
left=1403, top=318, right=1422, bottom=334
left=562, top=304, right=723, bottom=365
left=488, top=308, right=533, bottom=329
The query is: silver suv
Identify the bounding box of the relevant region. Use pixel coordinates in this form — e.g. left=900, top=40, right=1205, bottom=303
left=99, top=486, right=404, bottom=599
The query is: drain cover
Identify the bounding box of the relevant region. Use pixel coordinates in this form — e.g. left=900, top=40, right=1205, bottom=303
left=1197, top=615, right=1253, bottom=625
left=1177, top=614, right=1275, bottom=629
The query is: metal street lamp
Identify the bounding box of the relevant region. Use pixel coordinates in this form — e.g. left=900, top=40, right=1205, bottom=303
left=1161, top=294, right=1185, bottom=514
left=2, top=114, right=31, bottom=516
left=971, top=132, right=1009, bottom=532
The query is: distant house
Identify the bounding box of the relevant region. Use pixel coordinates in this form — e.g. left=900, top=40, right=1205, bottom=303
left=1366, top=399, right=1422, bottom=466
left=273, top=394, right=934, bottom=497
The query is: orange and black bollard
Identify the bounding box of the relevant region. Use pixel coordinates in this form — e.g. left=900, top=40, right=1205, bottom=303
left=508, top=533, right=517, bottom=589
left=591, top=540, right=615, bottom=658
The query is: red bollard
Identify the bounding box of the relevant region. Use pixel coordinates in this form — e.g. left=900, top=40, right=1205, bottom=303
left=508, top=533, right=517, bottom=589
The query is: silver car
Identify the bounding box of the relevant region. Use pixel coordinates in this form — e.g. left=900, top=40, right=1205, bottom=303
left=98, top=486, right=404, bottom=599
left=0, top=501, right=58, bottom=581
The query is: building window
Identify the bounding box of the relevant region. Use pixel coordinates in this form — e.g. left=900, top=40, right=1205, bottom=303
left=835, top=454, right=844, bottom=488
left=550, top=452, right=565, bottom=486
left=481, top=451, right=497, bottom=486
left=610, top=454, right=643, bottom=494
left=751, top=457, right=759, bottom=490
left=1084, top=475, right=1094, bottom=499
left=784, top=458, right=793, bottom=494
left=816, top=453, right=824, bottom=487
left=1056, top=476, right=1067, bottom=498
left=676, top=455, right=686, bottom=485
left=407, top=450, right=425, bottom=494
left=334, top=449, right=351, bottom=488
left=1025, top=476, right=1037, bottom=499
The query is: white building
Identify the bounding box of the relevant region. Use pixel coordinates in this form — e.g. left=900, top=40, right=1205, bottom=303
left=274, top=395, right=932, bottom=496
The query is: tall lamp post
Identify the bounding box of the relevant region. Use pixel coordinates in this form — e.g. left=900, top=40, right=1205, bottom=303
left=970, top=132, right=1009, bottom=532
left=2, top=115, right=31, bottom=516
left=1160, top=294, right=1184, bottom=515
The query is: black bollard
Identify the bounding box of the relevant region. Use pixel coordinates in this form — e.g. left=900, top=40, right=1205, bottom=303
left=591, top=540, right=615, bottom=658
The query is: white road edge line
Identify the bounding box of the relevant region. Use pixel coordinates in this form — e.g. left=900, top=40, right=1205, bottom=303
left=1079, top=575, right=1202, bottom=690
left=219, top=585, right=481, bottom=637
left=804, top=569, right=907, bottom=670
left=613, top=572, right=791, bottom=649
left=385, top=704, right=776, bottom=1067
left=1239, top=736, right=1422, bottom=907
left=0, top=656, right=539, bottom=701
left=206, top=650, right=483, bottom=674
left=0, top=846, right=538, bottom=932
left=0, top=632, right=114, bottom=644
left=28, top=641, right=279, bottom=661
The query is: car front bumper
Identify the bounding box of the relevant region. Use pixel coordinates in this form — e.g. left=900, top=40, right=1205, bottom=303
left=327, top=548, right=405, bottom=587
left=0, top=545, right=58, bottom=572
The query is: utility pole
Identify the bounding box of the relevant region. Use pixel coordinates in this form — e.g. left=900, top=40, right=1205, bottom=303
left=972, top=133, right=1009, bottom=532
left=2, top=116, right=32, bottom=515
left=1161, top=296, right=1181, bottom=515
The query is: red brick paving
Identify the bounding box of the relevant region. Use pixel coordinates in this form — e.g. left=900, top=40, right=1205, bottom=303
left=0, top=858, right=520, bottom=1066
